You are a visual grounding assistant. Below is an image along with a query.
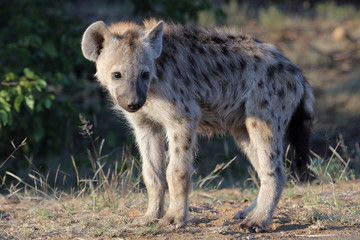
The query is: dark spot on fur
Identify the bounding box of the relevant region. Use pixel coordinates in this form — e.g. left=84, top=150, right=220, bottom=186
left=261, top=99, right=269, bottom=108
left=211, top=36, right=225, bottom=44
left=198, top=46, right=206, bottom=55
left=276, top=62, right=284, bottom=73
left=180, top=174, right=187, bottom=180
left=251, top=121, right=257, bottom=128
left=175, top=147, right=180, bottom=154
left=235, top=35, right=248, bottom=41
left=187, top=136, right=192, bottom=145
left=216, top=62, right=224, bottom=74
left=221, top=46, right=229, bottom=56
left=267, top=65, right=276, bottom=79
left=278, top=88, right=285, bottom=98
left=239, top=58, right=247, bottom=70
left=258, top=81, right=264, bottom=88
left=278, top=125, right=281, bottom=131
left=184, top=106, right=190, bottom=113
left=184, top=75, right=191, bottom=86
left=228, top=35, right=235, bottom=40
left=276, top=148, right=280, bottom=156
left=286, top=81, right=297, bottom=92
left=183, top=144, right=190, bottom=151
left=174, top=135, right=179, bottom=142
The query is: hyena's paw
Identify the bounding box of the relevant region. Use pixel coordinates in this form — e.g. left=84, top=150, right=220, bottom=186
left=239, top=217, right=271, bottom=233
left=132, top=214, right=158, bottom=226
left=157, top=213, right=186, bottom=229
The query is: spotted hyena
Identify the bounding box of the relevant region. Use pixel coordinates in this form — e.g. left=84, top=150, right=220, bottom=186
left=81, top=19, right=314, bottom=232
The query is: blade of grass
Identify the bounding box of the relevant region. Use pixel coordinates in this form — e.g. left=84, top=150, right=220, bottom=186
left=0, top=138, right=27, bottom=169
left=6, top=171, right=48, bottom=197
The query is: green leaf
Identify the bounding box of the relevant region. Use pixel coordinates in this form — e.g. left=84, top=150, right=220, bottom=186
left=0, top=97, right=11, bottom=112
left=44, top=98, right=52, bottom=109
left=37, top=78, right=47, bottom=88
left=43, top=42, right=58, bottom=58
left=14, top=94, right=24, bottom=112
left=4, top=72, right=16, bottom=81
left=24, top=68, right=35, bottom=79
left=25, top=95, right=35, bottom=110
left=0, top=110, right=8, bottom=124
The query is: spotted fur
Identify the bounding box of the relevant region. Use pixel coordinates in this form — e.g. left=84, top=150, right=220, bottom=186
left=81, top=19, right=315, bottom=232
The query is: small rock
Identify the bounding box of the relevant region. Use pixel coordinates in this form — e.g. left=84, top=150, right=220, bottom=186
left=332, top=26, right=347, bottom=41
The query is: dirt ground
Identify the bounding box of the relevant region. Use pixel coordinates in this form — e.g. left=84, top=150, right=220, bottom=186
left=1, top=180, right=359, bottom=239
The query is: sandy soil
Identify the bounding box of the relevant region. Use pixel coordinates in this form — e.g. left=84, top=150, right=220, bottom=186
left=1, top=181, right=359, bottom=239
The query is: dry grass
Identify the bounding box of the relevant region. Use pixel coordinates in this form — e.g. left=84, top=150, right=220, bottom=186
left=0, top=124, right=358, bottom=239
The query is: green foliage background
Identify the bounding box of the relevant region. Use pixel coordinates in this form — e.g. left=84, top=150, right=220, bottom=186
left=0, top=0, right=95, bottom=160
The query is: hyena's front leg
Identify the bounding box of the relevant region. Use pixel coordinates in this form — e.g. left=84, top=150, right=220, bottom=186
left=132, top=122, right=167, bottom=226
left=158, top=121, right=197, bottom=228
left=239, top=118, right=286, bottom=232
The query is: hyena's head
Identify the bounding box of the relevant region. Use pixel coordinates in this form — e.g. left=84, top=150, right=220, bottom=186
left=81, top=21, right=164, bottom=112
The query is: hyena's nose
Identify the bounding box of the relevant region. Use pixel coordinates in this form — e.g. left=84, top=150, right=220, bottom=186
left=127, top=103, right=141, bottom=111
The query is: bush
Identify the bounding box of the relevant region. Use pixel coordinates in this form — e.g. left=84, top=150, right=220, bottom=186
left=0, top=0, right=93, bottom=159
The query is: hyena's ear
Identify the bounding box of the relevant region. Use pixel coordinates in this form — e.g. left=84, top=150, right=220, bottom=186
left=81, top=21, right=112, bottom=62
left=143, top=21, right=164, bottom=59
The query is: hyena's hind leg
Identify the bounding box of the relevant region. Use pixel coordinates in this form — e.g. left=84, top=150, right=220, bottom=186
left=231, top=126, right=259, bottom=220
left=233, top=118, right=286, bottom=232
left=132, top=121, right=167, bottom=226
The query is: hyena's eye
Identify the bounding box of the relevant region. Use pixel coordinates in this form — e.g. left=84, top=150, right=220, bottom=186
left=141, top=71, right=150, bottom=80
left=112, top=72, right=122, bottom=79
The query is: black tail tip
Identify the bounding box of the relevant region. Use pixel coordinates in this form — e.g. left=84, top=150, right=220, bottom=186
left=286, top=99, right=314, bottom=182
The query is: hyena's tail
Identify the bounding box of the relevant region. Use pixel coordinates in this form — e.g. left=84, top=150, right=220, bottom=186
left=285, top=82, right=315, bottom=181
